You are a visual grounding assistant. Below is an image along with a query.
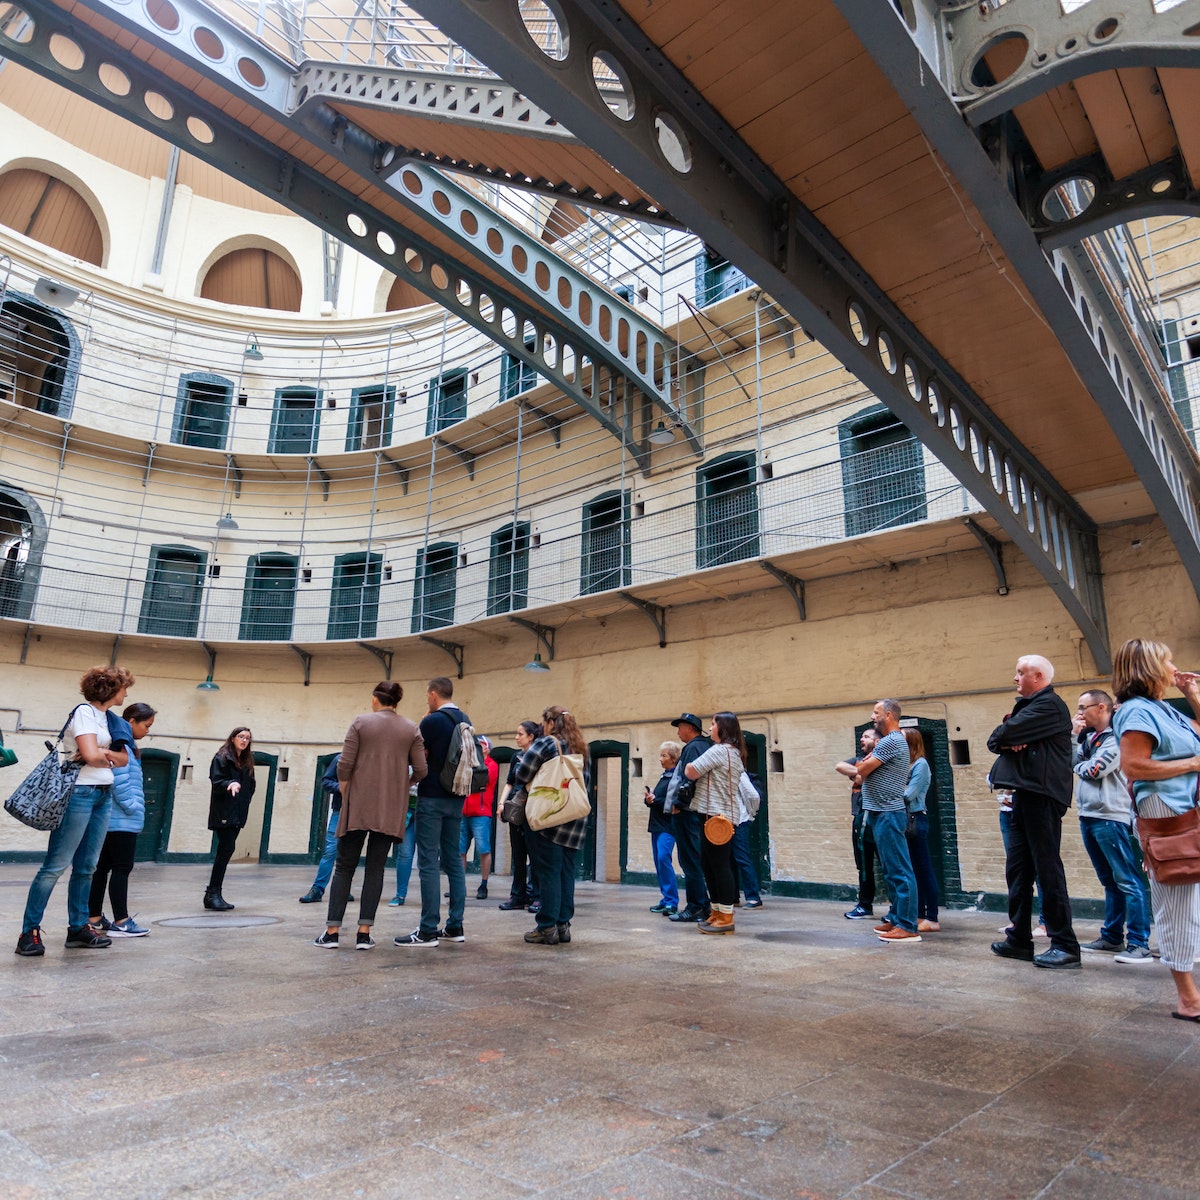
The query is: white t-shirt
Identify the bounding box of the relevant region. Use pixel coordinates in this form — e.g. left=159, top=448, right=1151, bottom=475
left=64, top=703, right=113, bottom=786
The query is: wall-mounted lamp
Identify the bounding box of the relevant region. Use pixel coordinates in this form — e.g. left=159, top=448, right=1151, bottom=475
left=33, top=276, right=80, bottom=309
left=197, top=643, right=220, bottom=691
left=649, top=421, right=677, bottom=446
left=216, top=513, right=239, bottom=531
left=524, top=653, right=551, bottom=673
left=511, top=618, right=555, bottom=674
left=243, top=332, right=265, bottom=361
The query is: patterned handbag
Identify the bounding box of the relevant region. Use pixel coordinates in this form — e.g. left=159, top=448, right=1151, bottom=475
left=3, top=711, right=81, bottom=832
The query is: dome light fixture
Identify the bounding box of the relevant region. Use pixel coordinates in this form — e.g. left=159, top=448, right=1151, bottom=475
left=524, top=652, right=551, bottom=673
left=649, top=420, right=676, bottom=446
left=216, top=513, right=239, bottom=531
left=243, top=332, right=265, bottom=361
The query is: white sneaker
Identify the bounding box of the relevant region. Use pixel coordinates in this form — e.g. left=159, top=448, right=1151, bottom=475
left=1114, top=945, right=1154, bottom=964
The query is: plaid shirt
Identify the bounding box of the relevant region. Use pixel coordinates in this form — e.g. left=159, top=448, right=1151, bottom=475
left=514, top=735, right=592, bottom=850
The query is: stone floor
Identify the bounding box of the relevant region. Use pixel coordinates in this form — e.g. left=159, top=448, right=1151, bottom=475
left=1, top=862, right=1197, bottom=1200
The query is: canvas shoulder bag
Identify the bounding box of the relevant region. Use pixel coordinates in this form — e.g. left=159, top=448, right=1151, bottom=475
left=3, top=708, right=83, bottom=832
left=526, top=744, right=591, bottom=831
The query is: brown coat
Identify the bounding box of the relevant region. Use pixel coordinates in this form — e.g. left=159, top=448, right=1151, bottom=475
left=336, top=709, right=428, bottom=839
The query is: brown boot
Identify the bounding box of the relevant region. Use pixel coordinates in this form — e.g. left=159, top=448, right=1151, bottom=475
left=699, top=910, right=734, bottom=934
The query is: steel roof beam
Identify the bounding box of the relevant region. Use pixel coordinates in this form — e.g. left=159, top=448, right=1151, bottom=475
left=841, top=0, right=1200, bottom=650
left=409, top=0, right=1112, bottom=670
left=17, top=0, right=694, bottom=466
left=930, top=0, right=1200, bottom=126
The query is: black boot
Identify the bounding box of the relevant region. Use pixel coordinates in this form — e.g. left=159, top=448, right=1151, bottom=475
left=205, top=890, right=235, bottom=911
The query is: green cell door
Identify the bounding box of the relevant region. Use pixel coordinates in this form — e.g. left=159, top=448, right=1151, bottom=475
left=743, top=732, right=770, bottom=894
left=136, top=749, right=179, bottom=860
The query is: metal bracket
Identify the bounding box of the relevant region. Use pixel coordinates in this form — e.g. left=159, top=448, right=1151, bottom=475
left=201, top=642, right=218, bottom=681
left=142, top=443, right=155, bottom=489
left=109, top=634, right=123, bottom=667
left=508, top=617, right=555, bottom=661
left=227, top=454, right=243, bottom=499
left=963, top=519, right=1010, bottom=597
left=435, top=437, right=476, bottom=480
left=419, top=635, right=464, bottom=679
left=290, top=644, right=313, bottom=687
left=418, top=0, right=1114, bottom=671
left=379, top=453, right=410, bottom=494
left=619, top=591, right=666, bottom=648
left=20, top=623, right=33, bottom=665
left=356, top=641, right=394, bottom=680
left=58, top=422, right=71, bottom=471
left=307, top=457, right=332, bottom=502
left=760, top=563, right=807, bottom=621
left=520, top=400, right=563, bottom=447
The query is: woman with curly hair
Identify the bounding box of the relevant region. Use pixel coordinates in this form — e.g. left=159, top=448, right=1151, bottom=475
left=15, top=665, right=134, bottom=957
left=205, top=726, right=256, bottom=911
left=513, top=706, right=590, bottom=945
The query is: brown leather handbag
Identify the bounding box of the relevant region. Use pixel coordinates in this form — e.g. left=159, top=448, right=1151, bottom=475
left=702, top=748, right=737, bottom=846
left=1136, top=806, right=1200, bottom=886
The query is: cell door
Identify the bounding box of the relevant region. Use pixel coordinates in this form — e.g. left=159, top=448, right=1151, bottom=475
left=743, top=732, right=771, bottom=893
left=136, top=750, right=179, bottom=860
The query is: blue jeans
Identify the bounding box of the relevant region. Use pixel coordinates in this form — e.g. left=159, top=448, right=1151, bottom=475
left=1080, top=816, right=1151, bottom=949
left=651, top=830, right=678, bottom=907
left=416, top=795, right=465, bottom=934
left=865, top=808, right=917, bottom=933
left=732, top=821, right=761, bottom=903
left=393, top=815, right=416, bottom=900
left=22, top=784, right=112, bottom=932
left=311, top=808, right=339, bottom=892
left=906, top=811, right=939, bottom=921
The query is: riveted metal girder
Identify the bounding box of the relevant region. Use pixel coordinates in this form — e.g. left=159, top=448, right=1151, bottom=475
left=930, top=0, right=1200, bottom=126
left=15, top=0, right=696, bottom=467
left=290, top=59, right=679, bottom=224
left=841, top=0, right=1200, bottom=667
left=411, top=0, right=1113, bottom=670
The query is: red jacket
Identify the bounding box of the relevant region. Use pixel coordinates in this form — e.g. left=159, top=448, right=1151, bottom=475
left=462, top=755, right=499, bottom=818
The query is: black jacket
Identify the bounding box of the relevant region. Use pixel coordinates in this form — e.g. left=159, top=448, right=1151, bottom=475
left=208, top=752, right=256, bottom=829
left=986, top=686, right=1073, bottom=807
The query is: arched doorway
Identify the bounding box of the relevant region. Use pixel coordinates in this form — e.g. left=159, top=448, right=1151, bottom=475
left=0, top=482, right=47, bottom=620
left=0, top=289, right=82, bottom=417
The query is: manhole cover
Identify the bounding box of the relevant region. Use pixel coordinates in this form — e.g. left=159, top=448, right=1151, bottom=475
left=157, top=915, right=282, bottom=929
left=753, top=930, right=859, bottom=947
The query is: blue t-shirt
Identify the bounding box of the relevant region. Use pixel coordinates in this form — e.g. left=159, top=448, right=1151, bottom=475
left=861, top=730, right=908, bottom=812
left=1112, top=697, right=1200, bottom=815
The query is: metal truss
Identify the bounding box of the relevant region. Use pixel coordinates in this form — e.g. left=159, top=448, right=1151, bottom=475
left=842, top=0, right=1200, bottom=665
left=926, top=0, right=1200, bottom=126
left=411, top=0, right=1113, bottom=669
left=290, top=60, right=678, bottom=224
left=4, top=0, right=694, bottom=468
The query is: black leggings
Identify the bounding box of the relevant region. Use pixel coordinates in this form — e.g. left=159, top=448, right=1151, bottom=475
left=89, top=831, right=138, bottom=919
left=208, top=826, right=241, bottom=892
left=700, top=832, right=738, bottom=907
left=326, top=828, right=393, bottom=927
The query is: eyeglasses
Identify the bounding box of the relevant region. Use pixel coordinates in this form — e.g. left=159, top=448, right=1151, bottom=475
left=1076, top=703, right=1103, bottom=712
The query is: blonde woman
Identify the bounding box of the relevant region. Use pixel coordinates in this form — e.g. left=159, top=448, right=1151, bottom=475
left=1112, top=639, right=1200, bottom=1021
left=645, top=741, right=681, bottom=915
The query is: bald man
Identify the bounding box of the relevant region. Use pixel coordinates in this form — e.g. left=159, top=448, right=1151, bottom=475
left=987, top=655, right=1081, bottom=969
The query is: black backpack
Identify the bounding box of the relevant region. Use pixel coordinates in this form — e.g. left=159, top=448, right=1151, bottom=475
left=437, top=711, right=490, bottom=796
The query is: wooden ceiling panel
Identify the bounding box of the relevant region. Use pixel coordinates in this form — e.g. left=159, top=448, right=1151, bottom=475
left=1159, top=69, right=1200, bottom=190
left=1073, top=68, right=1174, bottom=182
left=1011, top=84, right=1099, bottom=171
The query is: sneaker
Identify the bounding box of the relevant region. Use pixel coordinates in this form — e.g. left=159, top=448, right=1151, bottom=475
left=395, top=930, right=439, bottom=947
left=1114, top=945, right=1154, bottom=964
left=313, top=931, right=339, bottom=947
left=65, top=925, right=111, bottom=949
left=355, top=931, right=376, bottom=950
left=15, top=928, right=45, bottom=957
left=649, top=901, right=674, bottom=913
left=844, top=905, right=873, bottom=920
left=475, top=882, right=488, bottom=900
left=91, top=913, right=112, bottom=932
left=498, top=898, right=526, bottom=910
left=528, top=900, right=542, bottom=915
left=743, top=899, right=764, bottom=909
left=108, top=917, right=149, bottom=938
left=524, top=926, right=560, bottom=945
left=437, top=926, right=466, bottom=943
left=917, top=919, right=940, bottom=933
left=388, top=896, right=405, bottom=907
left=878, top=928, right=922, bottom=944
left=298, top=888, right=324, bottom=904
left=557, top=922, right=571, bottom=944
left=1082, top=936, right=1124, bottom=953
left=873, top=921, right=896, bottom=934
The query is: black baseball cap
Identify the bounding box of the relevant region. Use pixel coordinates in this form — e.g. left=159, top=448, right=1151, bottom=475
left=670, top=712, right=703, bottom=732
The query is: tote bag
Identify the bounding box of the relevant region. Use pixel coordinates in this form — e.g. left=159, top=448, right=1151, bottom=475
left=3, top=712, right=81, bottom=832
left=526, top=749, right=591, bottom=831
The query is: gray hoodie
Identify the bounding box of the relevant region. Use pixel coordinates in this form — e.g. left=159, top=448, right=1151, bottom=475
left=1072, top=726, right=1131, bottom=824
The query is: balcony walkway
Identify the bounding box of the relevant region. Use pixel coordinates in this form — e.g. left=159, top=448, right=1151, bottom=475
left=0, top=862, right=1194, bottom=1199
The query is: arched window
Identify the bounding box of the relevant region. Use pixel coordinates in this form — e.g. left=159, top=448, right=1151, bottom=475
left=696, top=453, right=759, bottom=568
left=139, top=546, right=207, bottom=637
left=386, top=276, right=428, bottom=311
left=0, top=290, right=81, bottom=417
left=240, top=553, right=297, bottom=641
left=172, top=372, right=233, bottom=449
left=200, top=247, right=301, bottom=312
left=0, top=483, right=46, bottom=621
left=838, top=404, right=927, bottom=537
left=0, top=168, right=104, bottom=264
